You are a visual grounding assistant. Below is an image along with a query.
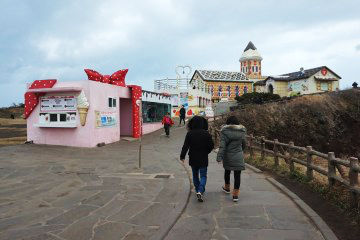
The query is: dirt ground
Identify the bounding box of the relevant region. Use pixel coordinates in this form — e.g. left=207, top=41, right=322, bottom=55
left=258, top=167, right=360, bottom=240
left=0, top=118, right=27, bottom=146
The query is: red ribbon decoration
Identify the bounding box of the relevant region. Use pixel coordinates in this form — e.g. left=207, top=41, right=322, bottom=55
left=24, top=79, right=57, bottom=119
left=84, top=69, right=128, bottom=87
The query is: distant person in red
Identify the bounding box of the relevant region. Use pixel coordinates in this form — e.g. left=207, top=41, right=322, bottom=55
left=162, top=112, right=174, bottom=137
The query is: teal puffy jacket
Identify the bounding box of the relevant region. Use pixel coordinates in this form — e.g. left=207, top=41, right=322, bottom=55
left=216, top=124, right=247, bottom=171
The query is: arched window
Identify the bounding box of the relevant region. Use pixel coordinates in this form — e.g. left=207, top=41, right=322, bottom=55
left=218, top=85, right=222, bottom=97
left=244, top=86, right=248, bottom=94
left=210, top=85, right=214, bottom=96
left=227, top=86, right=231, bottom=97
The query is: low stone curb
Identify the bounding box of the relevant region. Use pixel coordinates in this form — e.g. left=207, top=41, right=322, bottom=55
left=245, top=163, right=263, bottom=173
left=266, top=177, right=338, bottom=240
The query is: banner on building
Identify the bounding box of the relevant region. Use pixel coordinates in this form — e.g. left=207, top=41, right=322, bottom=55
left=179, top=92, right=189, bottom=108
left=95, top=111, right=117, bottom=128
left=171, top=94, right=179, bottom=107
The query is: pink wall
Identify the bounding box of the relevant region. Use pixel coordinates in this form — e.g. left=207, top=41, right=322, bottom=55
left=142, top=123, right=163, bottom=135
left=27, top=81, right=131, bottom=147
left=120, top=98, right=133, bottom=136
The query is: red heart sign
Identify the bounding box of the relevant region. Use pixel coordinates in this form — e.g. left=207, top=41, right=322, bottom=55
left=321, top=68, right=327, bottom=76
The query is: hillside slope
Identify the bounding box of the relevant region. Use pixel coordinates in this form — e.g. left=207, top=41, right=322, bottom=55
left=220, top=89, right=360, bottom=158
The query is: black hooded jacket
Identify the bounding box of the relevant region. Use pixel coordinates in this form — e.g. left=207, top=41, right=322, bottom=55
left=180, top=116, right=214, bottom=168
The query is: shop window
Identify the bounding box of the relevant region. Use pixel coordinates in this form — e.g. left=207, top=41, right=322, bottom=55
left=59, top=114, right=67, bottom=122
left=50, top=114, right=58, bottom=122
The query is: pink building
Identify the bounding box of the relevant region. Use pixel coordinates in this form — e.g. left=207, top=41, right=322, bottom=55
left=25, top=69, right=147, bottom=148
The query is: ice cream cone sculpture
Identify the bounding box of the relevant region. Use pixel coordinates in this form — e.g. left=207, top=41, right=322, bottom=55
left=78, top=107, right=88, bottom=126
left=77, top=91, right=90, bottom=126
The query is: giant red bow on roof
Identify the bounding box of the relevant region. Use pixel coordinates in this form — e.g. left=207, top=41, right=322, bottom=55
left=84, top=69, right=128, bottom=87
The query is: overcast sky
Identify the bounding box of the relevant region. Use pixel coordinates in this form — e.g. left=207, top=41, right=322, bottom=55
left=1, top=0, right=360, bottom=107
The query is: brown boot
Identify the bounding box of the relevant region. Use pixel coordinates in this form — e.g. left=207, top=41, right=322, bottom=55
left=232, top=189, right=240, bottom=202
left=222, top=184, right=230, bottom=194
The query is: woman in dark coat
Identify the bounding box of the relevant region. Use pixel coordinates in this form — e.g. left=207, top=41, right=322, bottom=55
left=180, top=116, right=214, bottom=202
left=216, top=116, right=246, bottom=202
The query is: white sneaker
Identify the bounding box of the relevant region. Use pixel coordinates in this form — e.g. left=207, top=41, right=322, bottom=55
left=196, top=192, right=203, bottom=202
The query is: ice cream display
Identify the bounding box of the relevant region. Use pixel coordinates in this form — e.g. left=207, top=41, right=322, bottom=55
left=77, top=91, right=89, bottom=126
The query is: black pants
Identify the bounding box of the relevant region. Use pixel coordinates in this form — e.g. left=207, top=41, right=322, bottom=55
left=179, top=117, right=185, bottom=125
left=224, top=170, right=241, bottom=189
left=164, top=124, right=170, bottom=136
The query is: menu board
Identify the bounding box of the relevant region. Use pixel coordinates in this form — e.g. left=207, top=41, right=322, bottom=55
left=40, top=96, right=77, bottom=112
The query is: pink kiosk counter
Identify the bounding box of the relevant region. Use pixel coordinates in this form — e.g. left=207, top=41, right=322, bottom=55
left=25, top=69, right=143, bottom=148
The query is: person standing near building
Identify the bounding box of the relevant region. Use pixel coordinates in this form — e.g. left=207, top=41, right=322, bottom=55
left=179, top=105, right=186, bottom=126
left=216, top=116, right=246, bottom=202
left=180, top=116, right=214, bottom=202
left=162, top=112, right=174, bottom=137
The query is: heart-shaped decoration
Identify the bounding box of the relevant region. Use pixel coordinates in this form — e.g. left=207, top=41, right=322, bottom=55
left=176, top=65, right=192, bottom=79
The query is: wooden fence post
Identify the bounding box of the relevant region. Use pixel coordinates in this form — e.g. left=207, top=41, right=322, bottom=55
left=274, top=139, right=279, bottom=167
left=289, top=141, right=295, bottom=173
left=327, top=152, right=336, bottom=187
left=306, top=146, right=313, bottom=180
left=349, top=157, right=359, bottom=208
left=260, top=136, right=265, bottom=162
left=249, top=134, right=254, bottom=159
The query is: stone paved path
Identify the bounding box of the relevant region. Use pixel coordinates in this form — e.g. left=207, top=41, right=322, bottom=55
left=0, top=125, right=189, bottom=240
left=0, top=124, right=333, bottom=240
left=166, top=152, right=326, bottom=240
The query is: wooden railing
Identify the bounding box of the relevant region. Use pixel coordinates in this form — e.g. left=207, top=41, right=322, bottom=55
left=207, top=115, right=360, bottom=208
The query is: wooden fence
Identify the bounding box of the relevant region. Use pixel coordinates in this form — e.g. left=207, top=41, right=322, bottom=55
left=207, top=115, right=360, bottom=208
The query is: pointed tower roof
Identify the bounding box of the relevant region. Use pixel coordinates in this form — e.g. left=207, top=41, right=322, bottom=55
left=244, top=41, right=257, bottom=52
left=240, top=41, right=262, bottom=62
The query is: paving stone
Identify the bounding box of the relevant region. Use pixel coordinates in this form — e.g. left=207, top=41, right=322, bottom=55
left=265, top=205, right=314, bottom=230
left=22, top=233, right=63, bottom=240
left=0, top=208, right=64, bottom=232
left=93, top=222, right=132, bottom=240
left=108, top=201, right=152, bottom=222
left=165, top=214, right=215, bottom=240
left=92, top=198, right=127, bottom=217
left=129, top=202, right=178, bottom=226
left=81, top=191, right=118, bottom=207
left=123, top=226, right=160, bottom=240
left=221, top=229, right=324, bottom=240
left=51, top=190, right=96, bottom=209
left=215, top=205, right=265, bottom=218
left=217, top=216, right=271, bottom=229
left=101, top=177, right=122, bottom=186
left=46, top=205, right=98, bottom=225
left=59, top=215, right=99, bottom=240
left=0, top=224, right=66, bottom=240
left=80, top=185, right=126, bottom=191
left=245, top=178, right=280, bottom=192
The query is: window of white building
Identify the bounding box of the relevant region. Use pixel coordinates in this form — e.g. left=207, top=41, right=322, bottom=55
left=320, top=82, right=329, bottom=91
